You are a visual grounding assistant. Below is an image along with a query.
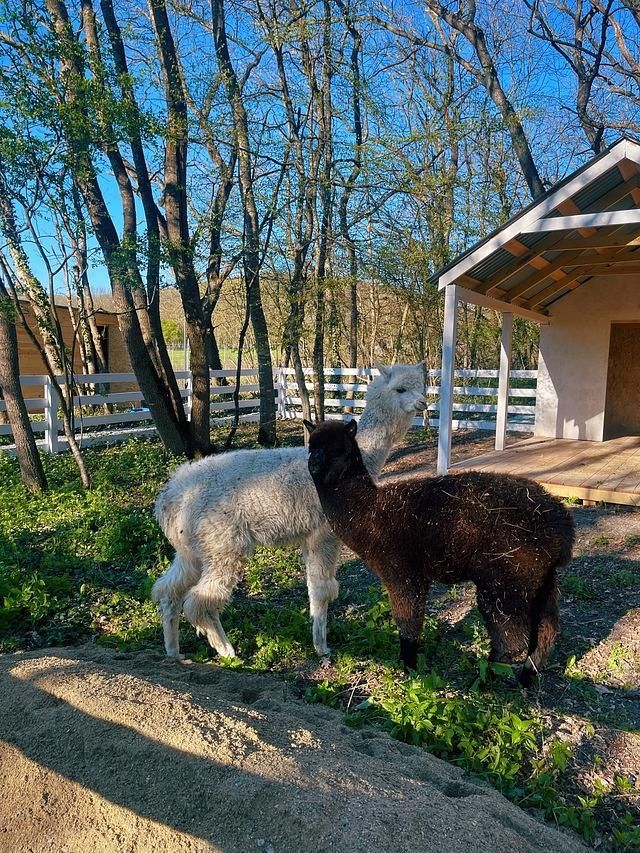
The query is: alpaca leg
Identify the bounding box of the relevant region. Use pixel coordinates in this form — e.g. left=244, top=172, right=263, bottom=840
left=302, top=526, right=341, bottom=657
left=520, top=571, right=560, bottom=687
left=387, top=583, right=429, bottom=670
left=151, top=551, right=201, bottom=659
left=476, top=586, right=532, bottom=668
left=182, top=556, right=244, bottom=658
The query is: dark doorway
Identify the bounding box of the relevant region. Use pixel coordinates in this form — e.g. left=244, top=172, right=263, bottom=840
left=604, top=323, right=640, bottom=439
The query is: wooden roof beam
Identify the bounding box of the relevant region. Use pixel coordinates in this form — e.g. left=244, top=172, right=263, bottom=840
left=524, top=209, right=640, bottom=233
left=519, top=269, right=587, bottom=310
left=455, top=286, right=550, bottom=324
left=479, top=186, right=632, bottom=295
left=502, top=237, right=530, bottom=257
left=618, top=159, right=640, bottom=204
left=476, top=232, right=570, bottom=296
left=495, top=245, right=634, bottom=303
left=582, top=261, right=640, bottom=275
left=438, top=140, right=637, bottom=288
left=550, top=229, right=640, bottom=251
left=522, top=255, right=640, bottom=310
left=556, top=198, right=594, bottom=237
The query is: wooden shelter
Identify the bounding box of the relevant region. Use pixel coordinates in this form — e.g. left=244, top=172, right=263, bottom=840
left=433, top=137, right=640, bottom=505
left=17, top=297, right=131, bottom=380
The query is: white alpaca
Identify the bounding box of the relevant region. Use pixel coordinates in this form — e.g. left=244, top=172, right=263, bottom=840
left=152, top=363, right=426, bottom=659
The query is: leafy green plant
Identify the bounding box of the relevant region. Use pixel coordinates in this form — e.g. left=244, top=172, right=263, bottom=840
left=562, top=573, right=595, bottom=600
left=613, top=568, right=640, bottom=589
left=612, top=812, right=640, bottom=850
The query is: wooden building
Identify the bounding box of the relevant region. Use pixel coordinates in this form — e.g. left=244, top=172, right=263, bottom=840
left=17, top=297, right=132, bottom=379
left=432, top=136, right=640, bottom=506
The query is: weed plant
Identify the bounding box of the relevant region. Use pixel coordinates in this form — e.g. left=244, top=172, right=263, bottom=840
left=0, top=437, right=637, bottom=850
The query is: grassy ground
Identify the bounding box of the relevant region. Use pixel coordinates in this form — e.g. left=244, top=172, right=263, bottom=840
left=0, top=426, right=638, bottom=850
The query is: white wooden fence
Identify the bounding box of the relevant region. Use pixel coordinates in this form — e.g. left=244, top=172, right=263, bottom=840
left=0, top=366, right=537, bottom=454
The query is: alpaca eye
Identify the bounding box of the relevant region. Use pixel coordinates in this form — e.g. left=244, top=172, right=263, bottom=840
left=396, top=387, right=406, bottom=393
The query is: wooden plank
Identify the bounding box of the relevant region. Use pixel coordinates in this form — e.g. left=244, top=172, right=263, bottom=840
left=551, top=230, right=640, bottom=251
left=541, top=483, right=640, bottom=507
left=582, top=262, right=640, bottom=275
left=498, top=255, right=585, bottom=302
left=617, top=159, right=640, bottom=204
left=520, top=270, right=586, bottom=309
left=524, top=209, right=640, bottom=233
left=503, top=238, right=530, bottom=257
left=556, top=198, right=594, bottom=237
left=476, top=233, right=568, bottom=295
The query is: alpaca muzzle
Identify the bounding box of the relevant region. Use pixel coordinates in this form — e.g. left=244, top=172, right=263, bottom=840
left=414, top=396, right=427, bottom=411
left=308, top=449, right=325, bottom=478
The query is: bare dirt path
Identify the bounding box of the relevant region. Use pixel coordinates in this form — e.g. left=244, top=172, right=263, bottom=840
left=0, top=645, right=586, bottom=853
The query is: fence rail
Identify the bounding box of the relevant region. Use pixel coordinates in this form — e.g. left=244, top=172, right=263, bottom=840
left=0, top=366, right=537, bottom=454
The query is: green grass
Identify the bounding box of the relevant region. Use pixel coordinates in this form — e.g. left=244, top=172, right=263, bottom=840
left=0, top=437, right=637, bottom=849
left=561, top=572, right=595, bottom=600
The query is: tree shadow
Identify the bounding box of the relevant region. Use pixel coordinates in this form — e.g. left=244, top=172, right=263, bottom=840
left=0, top=646, right=583, bottom=853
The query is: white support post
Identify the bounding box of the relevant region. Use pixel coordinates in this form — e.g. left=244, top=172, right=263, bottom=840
left=437, top=284, right=459, bottom=476
left=495, top=312, right=513, bottom=451
left=43, top=375, right=59, bottom=454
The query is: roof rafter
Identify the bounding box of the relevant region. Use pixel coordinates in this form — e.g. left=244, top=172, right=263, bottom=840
left=520, top=270, right=586, bottom=310
left=524, top=209, right=640, bottom=233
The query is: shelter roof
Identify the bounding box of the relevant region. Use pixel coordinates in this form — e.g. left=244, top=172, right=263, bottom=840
left=431, top=137, right=640, bottom=322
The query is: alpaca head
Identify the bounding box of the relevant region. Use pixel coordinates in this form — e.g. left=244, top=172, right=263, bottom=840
left=366, top=361, right=426, bottom=419
left=306, top=419, right=362, bottom=485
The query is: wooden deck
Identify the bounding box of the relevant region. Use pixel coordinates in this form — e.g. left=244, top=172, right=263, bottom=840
left=449, top=435, right=640, bottom=506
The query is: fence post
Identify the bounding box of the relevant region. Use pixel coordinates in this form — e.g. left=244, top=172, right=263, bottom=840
left=185, top=371, right=193, bottom=422
left=277, top=367, right=286, bottom=420
left=43, top=375, right=59, bottom=454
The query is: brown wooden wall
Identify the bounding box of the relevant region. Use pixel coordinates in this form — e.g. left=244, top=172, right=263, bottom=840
left=17, top=304, right=132, bottom=386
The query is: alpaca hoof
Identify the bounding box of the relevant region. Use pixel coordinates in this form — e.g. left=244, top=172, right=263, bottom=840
left=518, top=664, right=538, bottom=689
left=315, top=644, right=331, bottom=658
left=166, top=650, right=186, bottom=660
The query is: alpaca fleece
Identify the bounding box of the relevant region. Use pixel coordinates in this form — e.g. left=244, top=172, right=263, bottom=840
left=307, top=420, right=575, bottom=686
left=152, top=363, right=426, bottom=660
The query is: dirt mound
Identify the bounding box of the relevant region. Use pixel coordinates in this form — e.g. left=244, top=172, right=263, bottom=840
left=0, top=646, right=585, bottom=853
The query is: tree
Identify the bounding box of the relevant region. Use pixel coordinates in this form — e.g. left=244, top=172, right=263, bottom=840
left=211, top=0, right=277, bottom=445
left=0, top=280, right=48, bottom=492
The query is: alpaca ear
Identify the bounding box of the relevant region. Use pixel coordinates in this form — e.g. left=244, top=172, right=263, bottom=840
left=374, top=361, right=391, bottom=379
left=414, top=357, right=428, bottom=368
left=303, top=419, right=316, bottom=435
left=346, top=418, right=358, bottom=438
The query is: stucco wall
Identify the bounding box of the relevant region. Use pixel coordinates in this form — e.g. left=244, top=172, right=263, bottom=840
left=535, top=273, right=640, bottom=441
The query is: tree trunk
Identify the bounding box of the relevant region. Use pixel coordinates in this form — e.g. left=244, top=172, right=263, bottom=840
left=0, top=293, right=48, bottom=492
left=46, top=0, right=191, bottom=457
left=424, top=0, right=545, bottom=199
left=149, top=0, right=213, bottom=456
left=211, top=0, right=276, bottom=446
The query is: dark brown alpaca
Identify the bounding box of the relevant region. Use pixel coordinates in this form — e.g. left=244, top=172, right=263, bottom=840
left=306, top=419, right=575, bottom=687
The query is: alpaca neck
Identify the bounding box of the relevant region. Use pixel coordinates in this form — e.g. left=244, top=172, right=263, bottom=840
left=356, top=406, right=414, bottom=476
left=316, top=464, right=380, bottom=562
left=317, top=468, right=376, bottom=532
